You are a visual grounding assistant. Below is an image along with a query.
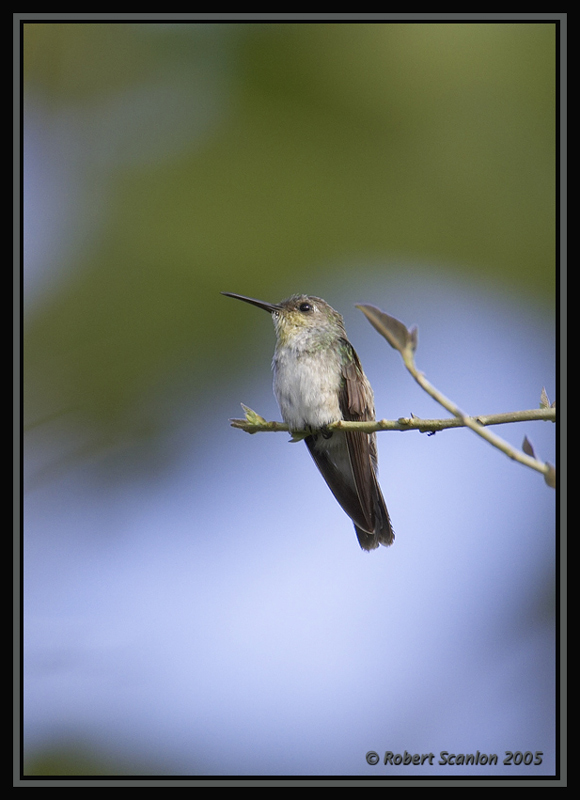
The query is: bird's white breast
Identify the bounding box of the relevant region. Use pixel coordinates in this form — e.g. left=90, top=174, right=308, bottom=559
left=273, top=347, right=343, bottom=431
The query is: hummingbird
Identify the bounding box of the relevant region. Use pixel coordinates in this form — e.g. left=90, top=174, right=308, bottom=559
left=222, top=292, right=394, bottom=551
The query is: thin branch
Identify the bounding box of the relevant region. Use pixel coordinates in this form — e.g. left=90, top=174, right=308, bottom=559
left=230, top=406, right=555, bottom=435
left=356, top=304, right=556, bottom=488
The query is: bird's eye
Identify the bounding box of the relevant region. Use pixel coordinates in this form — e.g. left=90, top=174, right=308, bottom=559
left=299, top=302, right=312, bottom=313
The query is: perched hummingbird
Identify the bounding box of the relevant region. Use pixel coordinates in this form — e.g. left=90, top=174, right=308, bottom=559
left=222, top=292, right=394, bottom=551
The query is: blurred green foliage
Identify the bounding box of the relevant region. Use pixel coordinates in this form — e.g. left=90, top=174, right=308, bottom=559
left=23, top=22, right=556, bottom=460
left=23, top=738, right=183, bottom=776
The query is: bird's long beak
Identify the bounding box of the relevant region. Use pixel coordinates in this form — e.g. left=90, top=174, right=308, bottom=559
left=221, top=292, right=281, bottom=314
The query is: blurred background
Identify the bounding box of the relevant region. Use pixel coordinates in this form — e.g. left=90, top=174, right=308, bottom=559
left=21, top=21, right=558, bottom=777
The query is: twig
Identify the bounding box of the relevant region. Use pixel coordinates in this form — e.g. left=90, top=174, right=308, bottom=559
left=356, top=304, right=556, bottom=488
left=230, top=407, right=555, bottom=435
